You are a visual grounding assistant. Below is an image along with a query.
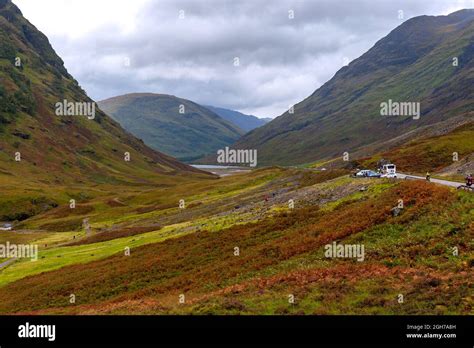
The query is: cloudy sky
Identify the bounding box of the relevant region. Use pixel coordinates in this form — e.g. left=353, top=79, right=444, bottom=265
left=13, top=0, right=473, bottom=118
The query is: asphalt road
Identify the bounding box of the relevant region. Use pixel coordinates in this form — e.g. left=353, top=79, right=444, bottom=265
left=397, top=173, right=465, bottom=188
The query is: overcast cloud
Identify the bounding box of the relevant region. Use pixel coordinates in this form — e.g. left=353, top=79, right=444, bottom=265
left=13, top=0, right=473, bottom=118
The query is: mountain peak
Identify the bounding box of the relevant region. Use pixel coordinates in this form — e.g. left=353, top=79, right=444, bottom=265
left=447, top=8, right=474, bottom=19
left=0, top=0, right=21, bottom=15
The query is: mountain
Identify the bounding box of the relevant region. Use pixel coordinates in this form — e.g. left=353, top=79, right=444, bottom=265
left=203, top=105, right=269, bottom=132
left=0, top=0, right=206, bottom=186
left=99, top=94, right=245, bottom=162
left=234, top=9, right=474, bottom=166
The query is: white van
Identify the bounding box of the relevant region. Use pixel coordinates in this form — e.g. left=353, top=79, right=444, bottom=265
left=381, top=164, right=397, bottom=178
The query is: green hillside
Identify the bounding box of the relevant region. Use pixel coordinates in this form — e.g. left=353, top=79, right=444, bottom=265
left=235, top=10, right=474, bottom=166
left=99, top=94, right=244, bottom=162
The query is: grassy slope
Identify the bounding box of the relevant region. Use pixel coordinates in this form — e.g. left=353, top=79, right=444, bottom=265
left=320, top=121, right=474, bottom=182
left=306, top=121, right=474, bottom=182
left=0, top=168, right=288, bottom=285
left=358, top=122, right=474, bottom=178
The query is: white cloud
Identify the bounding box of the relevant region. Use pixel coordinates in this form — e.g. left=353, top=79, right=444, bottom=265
left=14, top=0, right=150, bottom=38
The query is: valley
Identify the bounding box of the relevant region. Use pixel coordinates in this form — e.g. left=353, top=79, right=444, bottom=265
left=0, top=0, right=472, bottom=318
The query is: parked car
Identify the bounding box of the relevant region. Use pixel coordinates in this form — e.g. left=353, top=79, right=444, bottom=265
left=355, top=170, right=381, bottom=178
left=355, top=170, right=370, bottom=177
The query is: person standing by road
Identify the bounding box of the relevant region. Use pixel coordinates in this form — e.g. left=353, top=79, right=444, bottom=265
left=466, top=174, right=473, bottom=187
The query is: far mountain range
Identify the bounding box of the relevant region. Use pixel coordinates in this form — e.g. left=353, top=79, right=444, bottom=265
left=203, top=105, right=271, bottom=132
